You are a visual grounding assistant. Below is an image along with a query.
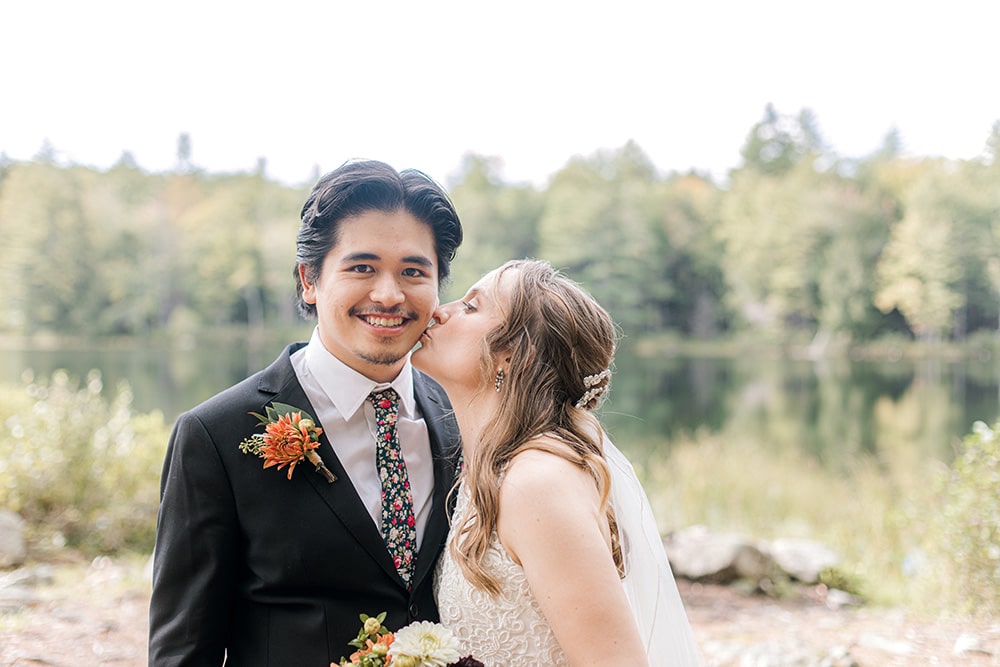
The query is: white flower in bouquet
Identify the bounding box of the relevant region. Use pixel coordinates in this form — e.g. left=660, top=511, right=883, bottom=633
left=387, top=620, right=461, bottom=667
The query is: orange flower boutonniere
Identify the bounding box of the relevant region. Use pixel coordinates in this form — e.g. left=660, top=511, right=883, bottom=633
left=239, top=402, right=336, bottom=483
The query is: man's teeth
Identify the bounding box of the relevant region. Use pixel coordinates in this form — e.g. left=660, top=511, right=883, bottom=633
left=363, top=315, right=404, bottom=328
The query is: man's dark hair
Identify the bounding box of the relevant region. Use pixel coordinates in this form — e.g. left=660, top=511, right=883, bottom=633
left=294, top=159, right=464, bottom=318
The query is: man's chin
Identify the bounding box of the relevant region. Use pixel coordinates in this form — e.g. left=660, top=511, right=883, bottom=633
left=354, top=332, right=424, bottom=367
left=358, top=347, right=411, bottom=368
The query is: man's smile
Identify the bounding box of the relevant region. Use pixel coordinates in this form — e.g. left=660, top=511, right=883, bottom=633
left=359, top=314, right=406, bottom=328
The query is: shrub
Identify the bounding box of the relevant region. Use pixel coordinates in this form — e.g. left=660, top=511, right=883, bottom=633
left=0, top=370, right=170, bottom=554
left=932, top=419, right=1000, bottom=616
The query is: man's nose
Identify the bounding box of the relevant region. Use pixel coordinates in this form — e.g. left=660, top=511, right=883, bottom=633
left=370, top=274, right=405, bottom=305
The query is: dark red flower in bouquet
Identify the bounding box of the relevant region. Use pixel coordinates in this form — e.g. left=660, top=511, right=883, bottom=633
left=449, top=657, right=485, bottom=667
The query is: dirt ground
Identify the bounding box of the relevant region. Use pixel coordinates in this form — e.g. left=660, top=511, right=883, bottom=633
left=1, top=555, right=997, bottom=666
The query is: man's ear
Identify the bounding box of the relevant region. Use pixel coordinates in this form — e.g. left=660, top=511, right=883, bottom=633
left=298, top=264, right=317, bottom=304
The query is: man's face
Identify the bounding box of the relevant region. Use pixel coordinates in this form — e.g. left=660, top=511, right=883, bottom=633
left=299, top=209, right=439, bottom=383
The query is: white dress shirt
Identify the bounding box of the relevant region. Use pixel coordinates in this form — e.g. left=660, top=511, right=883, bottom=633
left=290, top=327, right=434, bottom=549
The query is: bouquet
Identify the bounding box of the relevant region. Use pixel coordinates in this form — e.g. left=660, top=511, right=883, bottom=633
left=335, top=612, right=483, bottom=667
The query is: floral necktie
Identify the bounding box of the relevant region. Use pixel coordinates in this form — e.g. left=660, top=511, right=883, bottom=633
left=369, top=388, right=417, bottom=587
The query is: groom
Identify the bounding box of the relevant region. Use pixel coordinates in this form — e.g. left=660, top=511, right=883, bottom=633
left=149, top=160, right=464, bottom=666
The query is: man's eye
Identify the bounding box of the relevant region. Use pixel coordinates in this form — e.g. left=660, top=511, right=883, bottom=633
left=350, top=265, right=374, bottom=274
left=402, top=267, right=427, bottom=278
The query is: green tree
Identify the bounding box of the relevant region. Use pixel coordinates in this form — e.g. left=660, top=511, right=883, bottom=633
left=875, top=159, right=997, bottom=340
left=537, top=142, right=663, bottom=333
left=738, top=104, right=828, bottom=176
left=84, top=160, right=169, bottom=334
left=976, top=123, right=1000, bottom=333
left=176, top=132, right=193, bottom=172
left=716, top=165, right=820, bottom=333
left=0, top=162, right=102, bottom=334
left=175, top=176, right=269, bottom=327
left=812, top=180, right=896, bottom=342
left=446, top=153, right=542, bottom=299
left=982, top=121, right=1000, bottom=166
left=173, top=173, right=305, bottom=332
left=650, top=172, right=727, bottom=336
left=157, top=171, right=207, bottom=331
left=721, top=108, right=897, bottom=342
left=720, top=162, right=892, bottom=340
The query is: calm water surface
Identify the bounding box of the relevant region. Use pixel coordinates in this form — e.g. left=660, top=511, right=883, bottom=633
left=3, top=338, right=998, bottom=466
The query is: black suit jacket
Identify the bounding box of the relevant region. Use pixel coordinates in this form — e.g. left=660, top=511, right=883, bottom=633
left=148, top=343, right=461, bottom=666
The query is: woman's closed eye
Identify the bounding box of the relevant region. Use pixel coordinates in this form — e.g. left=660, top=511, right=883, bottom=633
left=461, top=301, right=478, bottom=313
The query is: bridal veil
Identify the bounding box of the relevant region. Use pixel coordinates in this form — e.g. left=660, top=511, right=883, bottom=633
left=604, top=435, right=703, bottom=666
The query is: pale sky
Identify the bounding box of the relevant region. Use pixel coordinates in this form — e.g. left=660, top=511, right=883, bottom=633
left=2, top=0, right=998, bottom=187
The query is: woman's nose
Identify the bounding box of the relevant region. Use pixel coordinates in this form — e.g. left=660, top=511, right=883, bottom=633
left=432, top=301, right=459, bottom=325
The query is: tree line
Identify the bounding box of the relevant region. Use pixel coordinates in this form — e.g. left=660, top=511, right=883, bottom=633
left=2, top=105, right=998, bottom=345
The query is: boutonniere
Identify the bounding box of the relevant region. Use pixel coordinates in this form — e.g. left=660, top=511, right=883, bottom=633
left=238, top=402, right=336, bottom=483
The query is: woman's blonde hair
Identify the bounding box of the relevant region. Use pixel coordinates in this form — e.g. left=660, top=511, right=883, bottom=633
left=453, top=259, right=621, bottom=594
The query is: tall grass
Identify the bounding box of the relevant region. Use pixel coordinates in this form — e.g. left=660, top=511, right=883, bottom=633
left=631, top=421, right=997, bottom=616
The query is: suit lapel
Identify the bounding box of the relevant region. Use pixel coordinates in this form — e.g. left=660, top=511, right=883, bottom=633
left=409, top=371, right=461, bottom=591
left=256, top=346, right=402, bottom=585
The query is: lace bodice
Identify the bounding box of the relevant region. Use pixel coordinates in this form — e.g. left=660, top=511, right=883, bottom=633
left=434, top=484, right=569, bottom=666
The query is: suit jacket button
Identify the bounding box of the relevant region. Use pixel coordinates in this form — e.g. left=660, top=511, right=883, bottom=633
left=408, top=603, right=419, bottom=618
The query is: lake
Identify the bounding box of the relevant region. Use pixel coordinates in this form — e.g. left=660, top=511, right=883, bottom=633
left=2, top=337, right=999, bottom=467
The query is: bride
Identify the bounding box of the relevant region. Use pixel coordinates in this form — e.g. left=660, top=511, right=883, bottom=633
left=412, top=259, right=702, bottom=666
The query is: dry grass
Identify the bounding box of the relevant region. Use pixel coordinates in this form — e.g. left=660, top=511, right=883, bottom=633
left=631, top=429, right=945, bottom=608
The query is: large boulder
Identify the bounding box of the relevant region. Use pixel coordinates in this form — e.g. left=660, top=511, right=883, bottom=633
left=664, top=525, right=778, bottom=583
left=0, top=509, right=27, bottom=568
left=765, top=537, right=841, bottom=584
left=663, top=526, right=843, bottom=587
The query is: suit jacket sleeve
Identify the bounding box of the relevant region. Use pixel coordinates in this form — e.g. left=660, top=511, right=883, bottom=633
left=149, top=410, right=239, bottom=666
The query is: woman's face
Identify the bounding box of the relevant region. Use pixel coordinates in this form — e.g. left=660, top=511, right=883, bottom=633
left=412, top=267, right=514, bottom=396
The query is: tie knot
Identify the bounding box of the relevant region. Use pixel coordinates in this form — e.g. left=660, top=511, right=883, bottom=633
left=369, top=388, right=400, bottom=414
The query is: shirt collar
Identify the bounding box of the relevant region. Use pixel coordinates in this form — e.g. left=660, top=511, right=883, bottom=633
left=302, top=327, right=416, bottom=419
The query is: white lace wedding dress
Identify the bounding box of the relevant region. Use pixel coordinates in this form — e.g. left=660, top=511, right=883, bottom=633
left=435, top=483, right=571, bottom=665
left=434, top=436, right=703, bottom=667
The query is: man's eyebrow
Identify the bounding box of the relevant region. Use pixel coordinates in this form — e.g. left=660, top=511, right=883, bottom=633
left=341, top=252, right=379, bottom=263
left=404, top=255, right=435, bottom=269
left=339, top=252, right=434, bottom=269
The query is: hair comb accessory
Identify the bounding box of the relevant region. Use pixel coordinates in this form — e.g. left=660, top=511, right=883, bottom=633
left=575, top=368, right=611, bottom=409
left=583, top=369, right=611, bottom=387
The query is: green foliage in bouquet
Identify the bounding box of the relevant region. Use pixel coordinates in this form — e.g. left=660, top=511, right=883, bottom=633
left=0, top=370, right=170, bottom=554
